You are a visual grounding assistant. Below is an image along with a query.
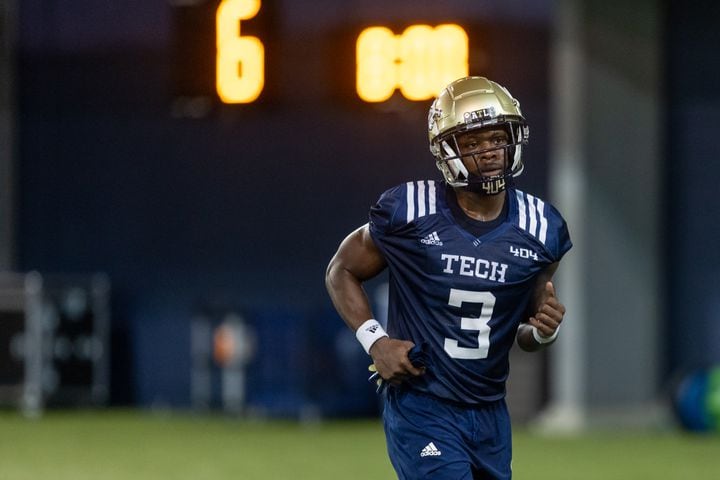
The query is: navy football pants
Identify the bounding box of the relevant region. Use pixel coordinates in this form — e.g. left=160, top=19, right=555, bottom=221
left=383, top=388, right=512, bottom=480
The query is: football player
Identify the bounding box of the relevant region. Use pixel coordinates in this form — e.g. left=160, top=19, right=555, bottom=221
left=326, top=76, right=572, bottom=479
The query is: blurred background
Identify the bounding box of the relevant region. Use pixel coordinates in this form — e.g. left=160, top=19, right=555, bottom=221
left=1, top=0, right=719, bottom=436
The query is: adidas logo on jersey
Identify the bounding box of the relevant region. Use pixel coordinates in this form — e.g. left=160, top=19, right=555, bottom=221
left=420, top=231, right=443, bottom=246
left=420, top=442, right=442, bottom=457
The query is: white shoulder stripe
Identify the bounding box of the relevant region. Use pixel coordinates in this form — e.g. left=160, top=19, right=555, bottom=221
left=406, top=180, right=437, bottom=222
left=428, top=180, right=437, bottom=215
left=516, top=191, right=549, bottom=245
left=406, top=181, right=415, bottom=223
left=536, top=197, right=548, bottom=244
left=417, top=181, right=426, bottom=217
left=516, top=190, right=527, bottom=230
left=527, top=193, right=538, bottom=237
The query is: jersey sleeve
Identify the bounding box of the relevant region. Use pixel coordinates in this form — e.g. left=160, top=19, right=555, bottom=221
left=513, top=190, right=572, bottom=263
left=369, top=180, right=441, bottom=236
left=368, top=183, right=409, bottom=235
left=545, top=204, right=572, bottom=262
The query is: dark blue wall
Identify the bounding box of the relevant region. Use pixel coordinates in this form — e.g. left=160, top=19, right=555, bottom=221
left=666, top=0, right=720, bottom=374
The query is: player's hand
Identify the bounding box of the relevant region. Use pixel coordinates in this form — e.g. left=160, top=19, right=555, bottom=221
left=369, top=337, right=426, bottom=386
left=528, top=281, right=565, bottom=338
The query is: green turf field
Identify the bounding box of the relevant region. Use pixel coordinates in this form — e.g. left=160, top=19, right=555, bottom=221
left=1, top=410, right=718, bottom=479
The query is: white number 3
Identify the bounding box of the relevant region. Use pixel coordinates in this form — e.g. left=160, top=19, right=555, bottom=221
left=443, top=289, right=495, bottom=360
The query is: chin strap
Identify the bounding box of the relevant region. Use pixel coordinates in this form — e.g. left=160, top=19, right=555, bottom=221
left=464, top=170, right=515, bottom=195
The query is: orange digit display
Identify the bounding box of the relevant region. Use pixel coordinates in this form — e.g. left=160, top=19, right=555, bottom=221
left=216, top=0, right=264, bottom=103
left=356, top=24, right=468, bottom=102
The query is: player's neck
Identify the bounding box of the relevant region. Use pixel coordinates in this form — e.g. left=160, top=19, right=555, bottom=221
left=454, top=189, right=507, bottom=222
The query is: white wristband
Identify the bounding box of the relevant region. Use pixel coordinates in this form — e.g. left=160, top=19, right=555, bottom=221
left=532, top=324, right=560, bottom=344
left=355, top=319, right=388, bottom=354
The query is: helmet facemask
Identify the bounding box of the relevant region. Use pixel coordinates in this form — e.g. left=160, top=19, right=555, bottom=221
left=433, top=121, right=528, bottom=195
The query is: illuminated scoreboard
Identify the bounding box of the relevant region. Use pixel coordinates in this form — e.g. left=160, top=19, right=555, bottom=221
left=172, top=0, right=494, bottom=107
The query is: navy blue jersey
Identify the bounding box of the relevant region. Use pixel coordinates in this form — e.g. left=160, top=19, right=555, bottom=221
left=369, top=180, right=572, bottom=404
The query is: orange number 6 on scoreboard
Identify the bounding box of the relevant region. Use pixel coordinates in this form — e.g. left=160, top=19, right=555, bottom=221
left=216, top=0, right=264, bottom=103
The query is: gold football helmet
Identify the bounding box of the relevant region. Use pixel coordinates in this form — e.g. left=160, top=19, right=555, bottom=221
left=428, top=76, right=529, bottom=194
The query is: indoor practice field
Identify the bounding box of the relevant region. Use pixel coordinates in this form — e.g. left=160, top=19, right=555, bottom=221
left=1, top=410, right=719, bottom=479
